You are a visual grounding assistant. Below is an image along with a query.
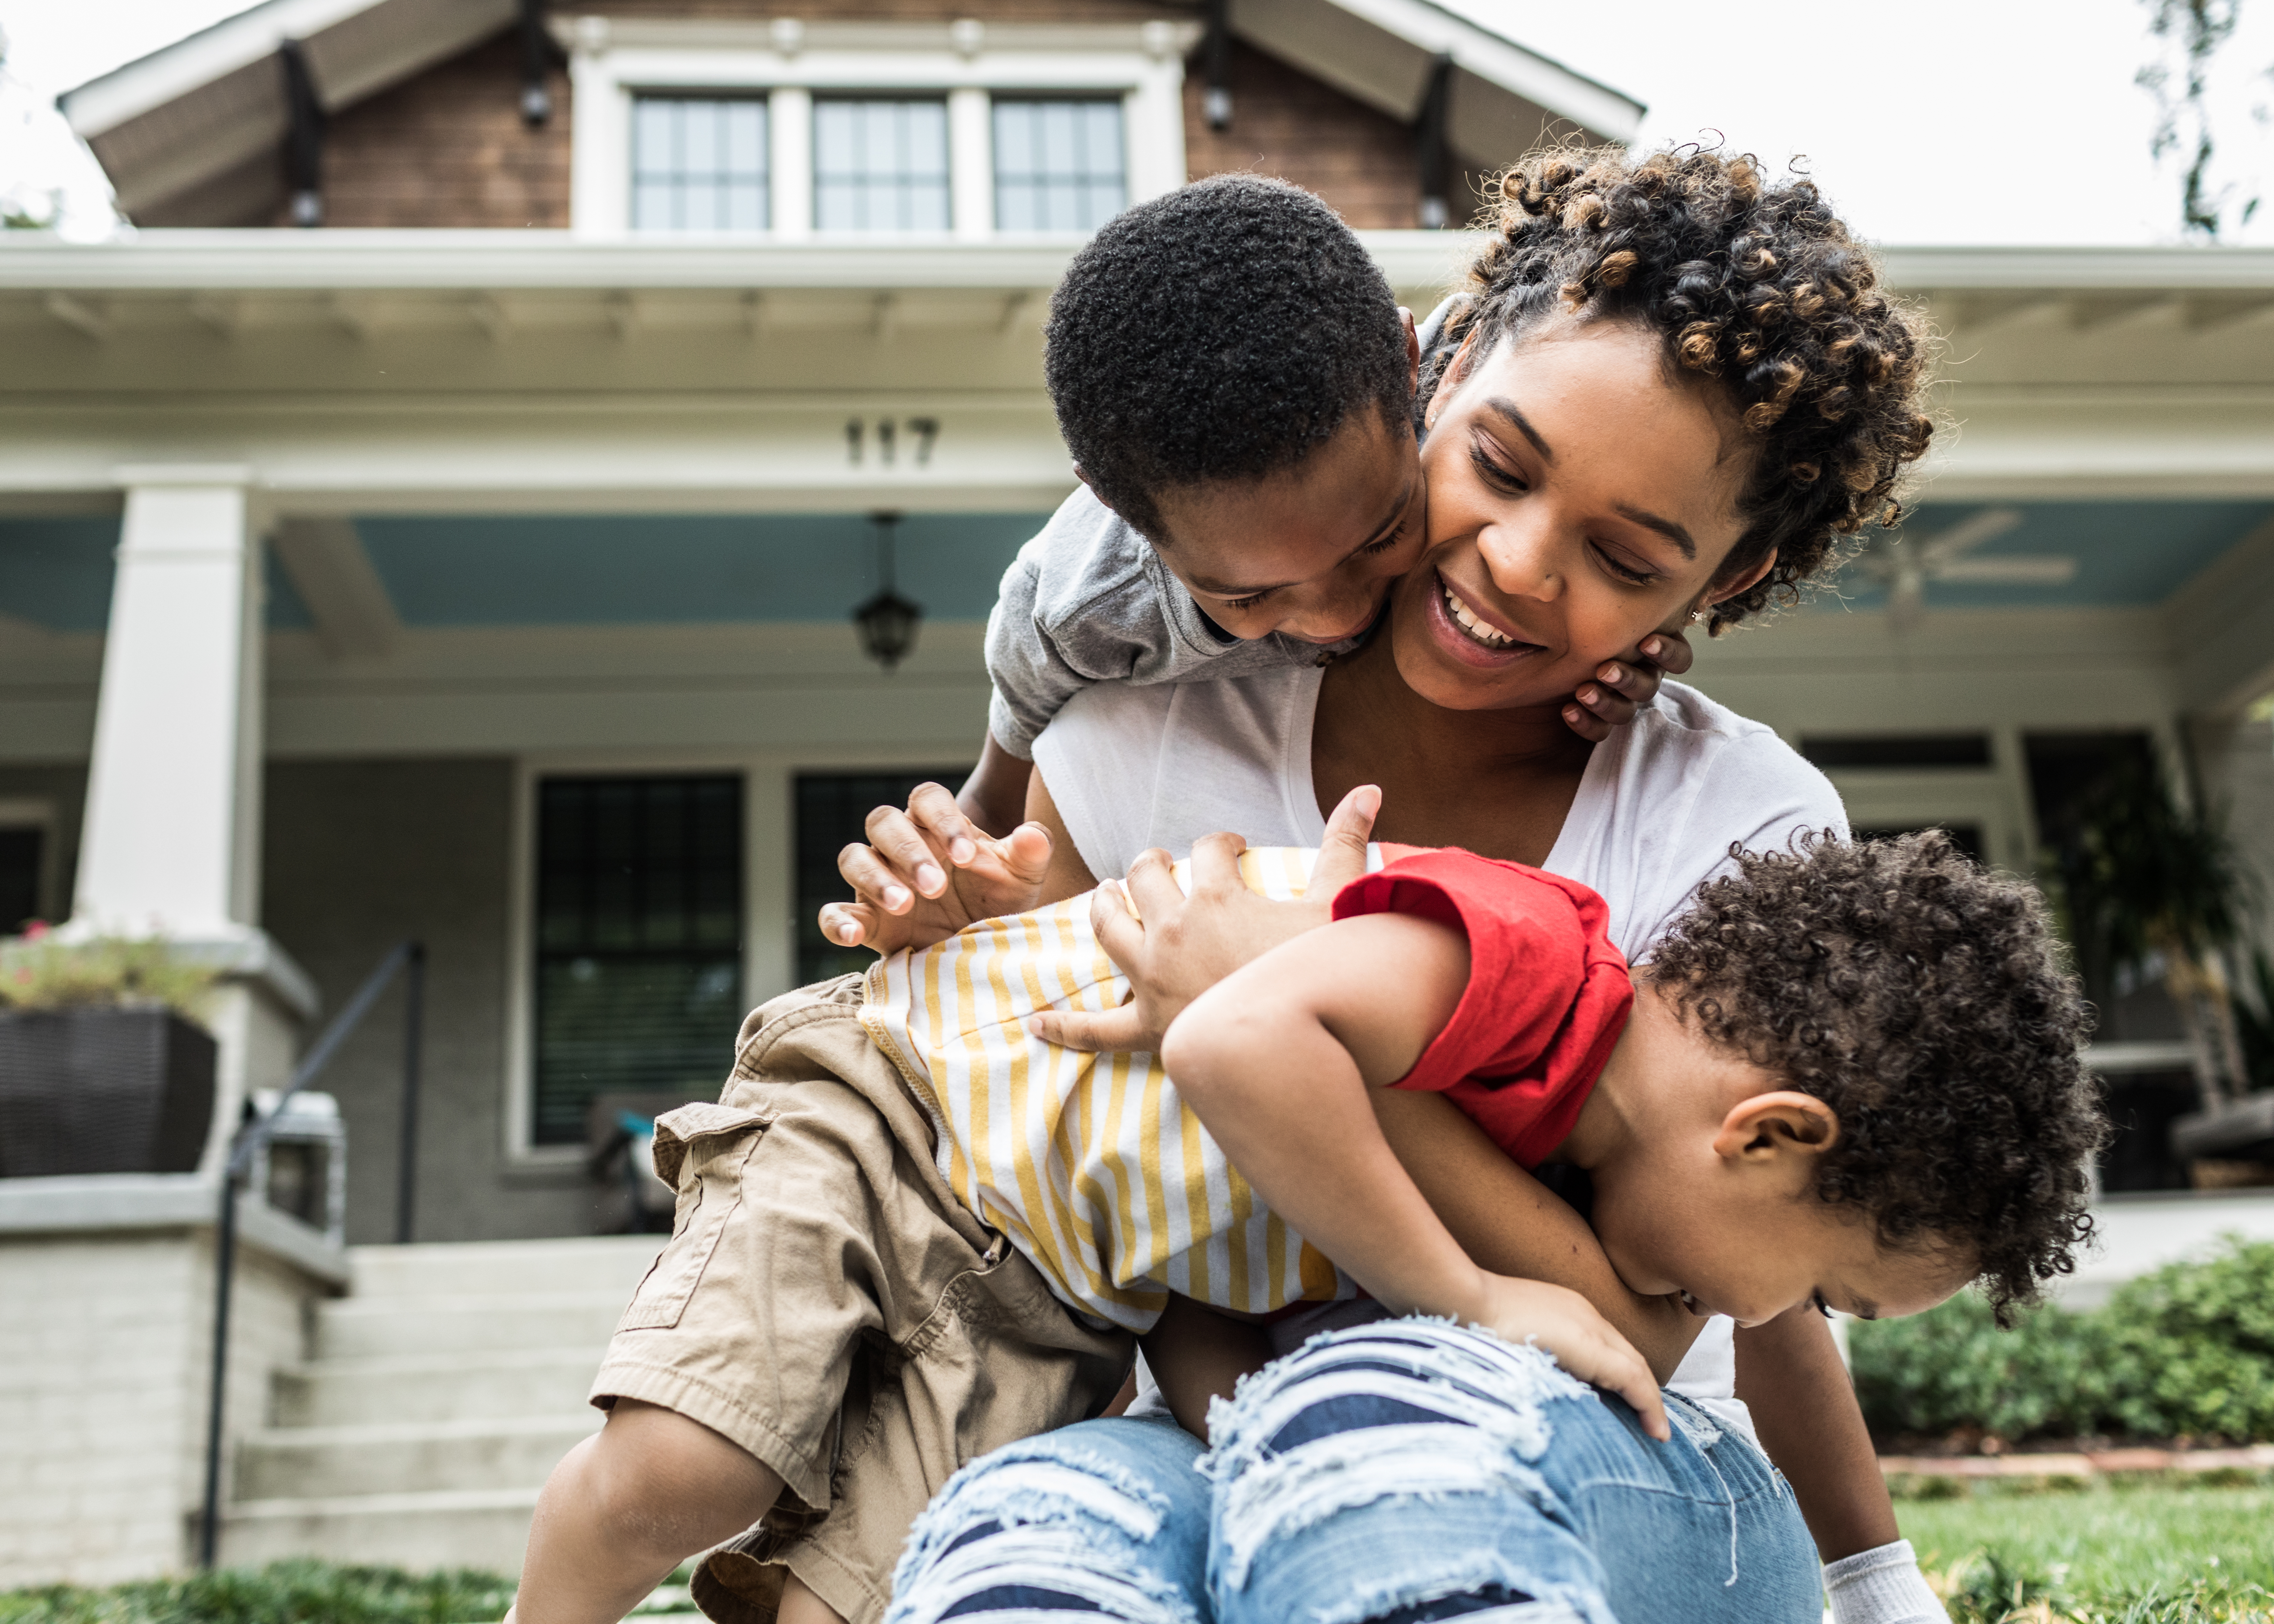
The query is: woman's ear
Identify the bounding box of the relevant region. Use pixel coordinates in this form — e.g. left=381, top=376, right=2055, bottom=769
left=1704, top=547, right=1778, bottom=609
left=1424, top=326, right=1487, bottom=431
left=1711, top=1090, right=1839, bottom=1166
left=1400, top=307, right=1420, bottom=394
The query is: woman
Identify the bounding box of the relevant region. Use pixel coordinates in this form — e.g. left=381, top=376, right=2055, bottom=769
left=831, top=147, right=1941, bottom=1624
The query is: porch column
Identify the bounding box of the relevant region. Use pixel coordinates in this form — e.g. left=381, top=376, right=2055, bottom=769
left=73, top=466, right=315, bottom=1172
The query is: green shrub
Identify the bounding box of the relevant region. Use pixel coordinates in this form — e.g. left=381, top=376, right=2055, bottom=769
left=1854, top=1238, right=2274, bottom=1444
left=0, top=1561, right=513, bottom=1624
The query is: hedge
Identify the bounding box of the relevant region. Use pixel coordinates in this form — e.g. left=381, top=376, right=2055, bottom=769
left=1852, top=1237, right=2274, bottom=1444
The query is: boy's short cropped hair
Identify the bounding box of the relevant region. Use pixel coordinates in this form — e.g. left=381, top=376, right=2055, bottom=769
left=1044, top=174, right=1411, bottom=542
left=1646, top=831, right=2102, bottom=1322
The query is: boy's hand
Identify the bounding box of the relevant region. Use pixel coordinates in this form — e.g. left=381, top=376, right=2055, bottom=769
left=1560, top=625, right=1692, bottom=742
left=1030, top=784, right=1381, bottom=1054
left=823, top=781, right=1053, bottom=956
left=1464, top=1274, right=1670, bottom=1442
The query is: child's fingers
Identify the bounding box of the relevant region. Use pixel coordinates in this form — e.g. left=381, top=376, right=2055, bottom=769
left=859, top=804, right=948, bottom=898
left=1312, top=785, right=1381, bottom=895
left=1091, top=880, right=1150, bottom=970
left=1188, top=830, right=1249, bottom=896
left=1592, top=1338, right=1670, bottom=1442
left=1001, top=821, right=1054, bottom=887
left=1574, top=680, right=1641, bottom=729
left=906, top=780, right=982, bottom=867
left=819, top=900, right=882, bottom=949
left=1027, top=1005, right=1148, bottom=1053
left=1560, top=701, right=1613, bottom=744
left=837, top=842, right=916, bottom=915
left=1638, top=626, right=1695, bottom=675
left=1121, top=848, right=1186, bottom=923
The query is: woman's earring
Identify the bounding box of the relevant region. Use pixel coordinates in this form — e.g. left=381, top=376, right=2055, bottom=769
left=1688, top=609, right=1705, bottom=623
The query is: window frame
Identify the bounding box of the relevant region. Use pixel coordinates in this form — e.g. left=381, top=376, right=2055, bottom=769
left=567, top=19, right=1192, bottom=240
left=629, top=92, right=774, bottom=233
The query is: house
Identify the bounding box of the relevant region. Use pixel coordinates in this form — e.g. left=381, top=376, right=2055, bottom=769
left=2, top=0, right=2272, bottom=1588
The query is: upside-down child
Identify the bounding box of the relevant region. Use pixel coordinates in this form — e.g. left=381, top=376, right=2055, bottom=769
left=513, top=826, right=2099, bottom=1624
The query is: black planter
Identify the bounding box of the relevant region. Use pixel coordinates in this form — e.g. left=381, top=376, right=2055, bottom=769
left=0, top=1007, right=218, bottom=1177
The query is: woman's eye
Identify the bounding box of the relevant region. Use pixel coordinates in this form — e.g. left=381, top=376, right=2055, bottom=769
left=1590, top=544, right=1659, bottom=587
left=1468, top=442, right=1526, bottom=493
left=1223, top=590, right=1270, bottom=611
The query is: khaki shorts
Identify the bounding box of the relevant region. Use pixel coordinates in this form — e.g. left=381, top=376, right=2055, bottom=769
left=589, top=977, right=1134, bottom=1624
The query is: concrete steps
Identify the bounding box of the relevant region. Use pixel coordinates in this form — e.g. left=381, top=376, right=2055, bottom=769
left=218, top=1235, right=663, bottom=1578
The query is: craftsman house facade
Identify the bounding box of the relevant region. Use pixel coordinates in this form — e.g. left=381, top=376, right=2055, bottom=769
left=6, top=0, right=2274, bottom=1591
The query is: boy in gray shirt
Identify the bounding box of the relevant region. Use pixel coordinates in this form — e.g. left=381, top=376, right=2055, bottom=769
left=954, top=178, right=1686, bottom=840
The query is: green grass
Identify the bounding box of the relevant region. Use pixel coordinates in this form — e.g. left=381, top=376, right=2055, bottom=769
left=0, top=1563, right=705, bottom=1624
left=1896, top=1477, right=2274, bottom=1621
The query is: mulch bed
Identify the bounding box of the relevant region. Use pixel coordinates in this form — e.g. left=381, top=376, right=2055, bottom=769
left=1878, top=1443, right=2274, bottom=1480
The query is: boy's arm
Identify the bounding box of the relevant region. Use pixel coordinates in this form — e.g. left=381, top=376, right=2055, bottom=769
left=1370, top=1087, right=1701, bottom=1383
left=957, top=733, right=1034, bottom=839
left=1162, top=911, right=1669, bottom=1438
left=1140, top=1295, right=1275, bottom=1440
left=1734, top=1307, right=1899, bottom=1561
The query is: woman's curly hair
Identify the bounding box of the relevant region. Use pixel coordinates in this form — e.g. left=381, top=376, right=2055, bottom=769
left=1645, top=831, right=2103, bottom=1323
left=1430, top=146, right=1938, bottom=629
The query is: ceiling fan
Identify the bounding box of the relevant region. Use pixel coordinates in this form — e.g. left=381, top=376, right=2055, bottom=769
left=1854, top=507, right=2077, bottom=631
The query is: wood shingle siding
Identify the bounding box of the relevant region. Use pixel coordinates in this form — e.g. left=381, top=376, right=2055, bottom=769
left=1181, top=38, right=1422, bottom=228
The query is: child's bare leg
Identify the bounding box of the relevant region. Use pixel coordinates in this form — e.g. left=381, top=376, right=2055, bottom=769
left=509, top=1400, right=779, bottom=1624
left=780, top=1574, right=849, bottom=1624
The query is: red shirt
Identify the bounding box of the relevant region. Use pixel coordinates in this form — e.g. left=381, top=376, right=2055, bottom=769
left=1332, top=847, right=1633, bottom=1169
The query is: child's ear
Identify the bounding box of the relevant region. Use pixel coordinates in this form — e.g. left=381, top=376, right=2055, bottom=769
left=1711, top=1091, right=1839, bottom=1166
left=1424, top=327, right=1488, bottom=431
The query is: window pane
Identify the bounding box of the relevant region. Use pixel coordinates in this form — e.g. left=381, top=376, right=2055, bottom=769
left=794, top=770, right=970, bottom=984
left=629, top=95, right=768, bottom=232
left=813, top=98, right=951, bottom=232
left=993, top=98, right=1126, bottom=233
left=533, top=775, right=745, bottom=1145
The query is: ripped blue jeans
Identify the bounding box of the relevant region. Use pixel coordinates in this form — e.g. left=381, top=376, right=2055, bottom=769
left=885, top=1320, right=1820, bottom=1624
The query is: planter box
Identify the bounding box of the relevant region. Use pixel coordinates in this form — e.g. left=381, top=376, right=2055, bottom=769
left=0, top=1008, right=217, bottom=1177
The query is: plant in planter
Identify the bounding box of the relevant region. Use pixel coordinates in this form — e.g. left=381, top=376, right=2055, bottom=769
left=0, top=925, right=222, bottom=1178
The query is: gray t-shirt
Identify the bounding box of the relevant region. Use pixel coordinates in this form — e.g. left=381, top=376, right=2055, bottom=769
left=983, top=295, right=1467, bottom=760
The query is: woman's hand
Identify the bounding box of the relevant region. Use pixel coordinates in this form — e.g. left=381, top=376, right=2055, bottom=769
left=1463, top=1274, right=1670, bottom=1442
left=821, top=781, right=1053, bottom=956
left=1029, top=784, right=1382, bottom=1054
left=1560, top=625, right=1693, bottom=742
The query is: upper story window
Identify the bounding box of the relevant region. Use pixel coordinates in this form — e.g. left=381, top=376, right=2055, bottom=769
left=993, top=98, right=1126, bottom=232
left=631, top=95, right=769, bottom=231
left=814, top=98, right=951, bottom=232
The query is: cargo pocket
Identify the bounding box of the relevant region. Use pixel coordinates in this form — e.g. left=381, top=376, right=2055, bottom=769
left=616, top=1102, right=770, bottom=1333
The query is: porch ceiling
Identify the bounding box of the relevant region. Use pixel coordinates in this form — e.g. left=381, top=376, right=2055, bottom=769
left=5, top=500, right=2273, bottom=638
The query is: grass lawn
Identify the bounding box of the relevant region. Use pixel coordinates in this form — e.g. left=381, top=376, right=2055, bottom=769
left=1895, top=1476, right=2274, bottom=1621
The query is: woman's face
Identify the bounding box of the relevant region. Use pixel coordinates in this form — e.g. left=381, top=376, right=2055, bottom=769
left=1394, top=316, right=1762, bottom=714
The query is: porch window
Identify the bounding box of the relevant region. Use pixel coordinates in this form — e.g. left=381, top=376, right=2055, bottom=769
left=631, top=95, right=769, bottom=231
left=814, top=98, right=951, bottom=231
left=533, top=775, right=744, bottom=1146
left=993, top=98, right=1126, bottom=232
left=0, top=825, right=39, bottom=933
left=794, top=769, right=969, bottom=986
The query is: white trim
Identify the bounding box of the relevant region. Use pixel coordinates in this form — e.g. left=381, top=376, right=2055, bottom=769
left=560, top=21, right=1191, bottom=241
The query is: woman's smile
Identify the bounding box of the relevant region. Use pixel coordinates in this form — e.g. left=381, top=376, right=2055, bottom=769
left=1426, top=568, right=1551, bottom=666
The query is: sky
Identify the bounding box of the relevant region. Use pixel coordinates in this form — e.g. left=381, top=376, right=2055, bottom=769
left=2, top=0, right=2270, bottom=245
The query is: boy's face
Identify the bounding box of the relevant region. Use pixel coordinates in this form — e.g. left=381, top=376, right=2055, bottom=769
left=1582, top=980, right=1977, bottom=1330
left=1127, top=404, right=1429, bottom=645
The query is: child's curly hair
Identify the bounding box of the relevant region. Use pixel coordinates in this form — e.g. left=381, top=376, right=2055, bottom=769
left=1433, top=146, right=1937, bottom=630
left=1646, top=832, right=2103, bottom=1323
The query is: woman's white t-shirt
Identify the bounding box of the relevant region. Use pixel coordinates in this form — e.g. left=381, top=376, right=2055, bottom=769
left=1031, top=668, right=1849, bottom=1437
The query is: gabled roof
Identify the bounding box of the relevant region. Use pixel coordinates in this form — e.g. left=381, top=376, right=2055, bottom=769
left=59, top=0, right=1641, bottom=226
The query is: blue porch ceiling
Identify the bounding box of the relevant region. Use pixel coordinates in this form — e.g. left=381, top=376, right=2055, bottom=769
left=1, top=500, right=2268, bottom=634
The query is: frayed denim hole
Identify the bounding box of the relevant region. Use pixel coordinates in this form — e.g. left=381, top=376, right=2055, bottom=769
left=1211, top=1426, right=1563, bottom=1592
left=1240, top=1547, right=1610, bottom=1624
left=941, top=1585, right=1106, bottom=1618
left=942, top=1520, right=1007, bottom=1560
left=1362, top=1582, right=1533, bottom=1623
left=1265, top=1393, right=1461, bottom=1453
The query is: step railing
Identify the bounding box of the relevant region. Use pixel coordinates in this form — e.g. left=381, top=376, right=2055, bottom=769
left=198, top=939, right=426, bottom=1570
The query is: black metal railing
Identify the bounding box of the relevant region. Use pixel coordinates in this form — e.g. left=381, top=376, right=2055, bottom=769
left=198, top=939, right=426, bottom=1571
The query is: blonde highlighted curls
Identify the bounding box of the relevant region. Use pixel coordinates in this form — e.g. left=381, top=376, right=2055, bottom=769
left=1432, top=146, right=1938, bottom=630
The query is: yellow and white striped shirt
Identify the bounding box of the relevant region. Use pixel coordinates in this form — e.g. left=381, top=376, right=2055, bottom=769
left=860, top=847, right=1383, bottom=1333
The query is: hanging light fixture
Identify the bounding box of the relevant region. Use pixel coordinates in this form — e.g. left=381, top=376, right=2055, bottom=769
left=853, top=510, right=923, bottom=671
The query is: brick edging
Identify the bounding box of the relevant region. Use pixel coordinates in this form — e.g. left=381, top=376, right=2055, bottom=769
left=1878, top=1443, right=2274, bottom=1479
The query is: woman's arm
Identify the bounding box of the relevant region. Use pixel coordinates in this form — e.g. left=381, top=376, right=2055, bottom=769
left=1163, top=912, right=1668, bottom=1438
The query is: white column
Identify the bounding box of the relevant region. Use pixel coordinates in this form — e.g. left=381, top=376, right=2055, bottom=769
left=771, top=88, right=813, bottom=237
left=76, top=468, right=263, bottom=938
left=949, top=87, right=994, bottom=241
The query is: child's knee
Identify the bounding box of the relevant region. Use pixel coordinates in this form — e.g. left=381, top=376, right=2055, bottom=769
left=591, top=1400, right=780, bottom=1552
